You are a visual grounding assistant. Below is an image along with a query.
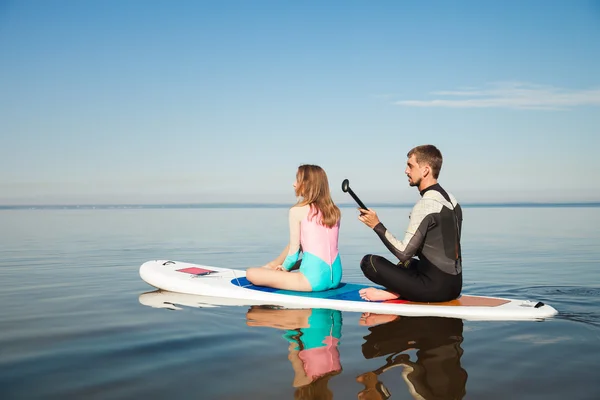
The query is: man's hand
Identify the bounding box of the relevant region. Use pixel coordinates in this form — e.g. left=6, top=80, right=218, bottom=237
left=358, top=208, right=380, bottom=229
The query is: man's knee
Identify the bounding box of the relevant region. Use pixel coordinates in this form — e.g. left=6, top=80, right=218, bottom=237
left=360, top=254, right=375, bottom=274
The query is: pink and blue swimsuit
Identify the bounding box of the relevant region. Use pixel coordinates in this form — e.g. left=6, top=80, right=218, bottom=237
left=282, top=207, right=342, bottom=291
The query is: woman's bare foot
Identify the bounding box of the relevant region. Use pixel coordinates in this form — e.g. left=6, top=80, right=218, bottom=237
left=359, top=287, right=399, bottom=301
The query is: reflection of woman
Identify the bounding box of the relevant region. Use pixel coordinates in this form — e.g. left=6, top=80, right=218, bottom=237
left=357, top=315, right=467, bottom=400
left=246, top=307, right=343, bottom=399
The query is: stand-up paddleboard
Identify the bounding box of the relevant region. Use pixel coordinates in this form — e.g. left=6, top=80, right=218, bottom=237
left=139, top=260, right=558, bottom=321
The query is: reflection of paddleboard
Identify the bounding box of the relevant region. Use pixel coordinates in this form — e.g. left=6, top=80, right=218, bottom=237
left=139, top=260, right=558, bottom=321
left=139, top=290, right=262, bottom=310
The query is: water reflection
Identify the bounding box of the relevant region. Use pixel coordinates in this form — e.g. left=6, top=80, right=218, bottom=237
left=246, top=306, right=343, bottom=399
left=138, top=290, right=467, bottom=399
left=357, top=314, right=468, bottom=400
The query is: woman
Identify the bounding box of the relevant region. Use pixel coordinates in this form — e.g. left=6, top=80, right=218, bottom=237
left=246, top=164, right=342, bottom=291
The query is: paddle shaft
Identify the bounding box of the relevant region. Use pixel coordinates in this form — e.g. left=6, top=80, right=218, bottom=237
left=347, top=187, right=368, bottom=210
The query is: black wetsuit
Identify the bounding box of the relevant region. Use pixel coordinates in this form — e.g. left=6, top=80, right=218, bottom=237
left=360, top=184, right=462, bottom=302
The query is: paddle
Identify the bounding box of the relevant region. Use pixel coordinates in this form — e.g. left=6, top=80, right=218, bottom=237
left=341, top=179, right=369, bottom=211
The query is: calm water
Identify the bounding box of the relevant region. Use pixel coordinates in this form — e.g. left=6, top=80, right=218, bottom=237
left=1, top=205, right=599, bottom=399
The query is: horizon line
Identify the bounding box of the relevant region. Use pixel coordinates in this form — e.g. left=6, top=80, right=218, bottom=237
left=1, top=201, right=600, bottom=210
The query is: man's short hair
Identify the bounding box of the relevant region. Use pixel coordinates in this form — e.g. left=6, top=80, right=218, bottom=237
left=407, top=145, right=443, bottom=179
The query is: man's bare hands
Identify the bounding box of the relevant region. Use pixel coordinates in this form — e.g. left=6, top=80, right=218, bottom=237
left=358, top=208, right=380, bottom=229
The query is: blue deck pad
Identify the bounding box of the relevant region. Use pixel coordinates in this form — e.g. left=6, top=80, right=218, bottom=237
left=232, top=277, right=372, bottom=302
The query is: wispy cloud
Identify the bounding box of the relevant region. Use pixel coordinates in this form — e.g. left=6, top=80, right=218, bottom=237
left=395, top=82, right=600, bottom=110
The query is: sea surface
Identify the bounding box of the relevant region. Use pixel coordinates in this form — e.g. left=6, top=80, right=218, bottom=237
left=1, top=204, right=599, bottom=399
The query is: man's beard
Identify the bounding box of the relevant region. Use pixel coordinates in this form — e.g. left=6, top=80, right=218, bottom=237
left=408, top=176, right=420, bottom=187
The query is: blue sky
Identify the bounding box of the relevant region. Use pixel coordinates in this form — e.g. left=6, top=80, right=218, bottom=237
left=1, top=0, right=599, bottom=205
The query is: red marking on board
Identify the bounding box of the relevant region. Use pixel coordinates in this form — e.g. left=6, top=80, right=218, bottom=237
left=177, top=267, right=214, bottom=275
left=384, top=299, right=409, bottom=304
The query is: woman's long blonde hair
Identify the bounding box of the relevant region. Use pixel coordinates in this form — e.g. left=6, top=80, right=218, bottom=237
left=295, top=164, right=341, bottom=228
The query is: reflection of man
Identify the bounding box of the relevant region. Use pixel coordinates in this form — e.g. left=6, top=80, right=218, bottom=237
left=246, top=307, right=342, bottom=398
left=357, top=315, right=467, bottom=400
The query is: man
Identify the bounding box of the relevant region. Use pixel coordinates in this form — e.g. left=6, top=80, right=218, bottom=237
left=357, top=144, right=462, bottom=302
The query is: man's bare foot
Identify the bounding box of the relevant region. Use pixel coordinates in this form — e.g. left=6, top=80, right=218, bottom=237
left=359, top=287, right=399, bottom=301
left=359, top=312, right=399, bottom=326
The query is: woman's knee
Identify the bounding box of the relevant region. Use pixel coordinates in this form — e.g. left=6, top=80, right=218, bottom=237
left=246, top=267, right=259, bottom=284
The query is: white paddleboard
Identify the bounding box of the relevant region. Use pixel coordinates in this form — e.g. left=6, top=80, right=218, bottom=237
left=139, top=260, right=558, bottom=321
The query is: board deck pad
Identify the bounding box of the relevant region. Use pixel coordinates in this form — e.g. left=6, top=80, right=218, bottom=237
left=232, top=277, right=366, bottom=301
left=232, top=277, right=510, bottom=307
left=177, top=267, right=214, bottom=275
left=384, top=296, right=510, bottom=307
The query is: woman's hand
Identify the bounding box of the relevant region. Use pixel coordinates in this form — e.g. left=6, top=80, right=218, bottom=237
left=262, top=262, right=276, bottom=269
left=263, top=262, right=285, bottom=271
